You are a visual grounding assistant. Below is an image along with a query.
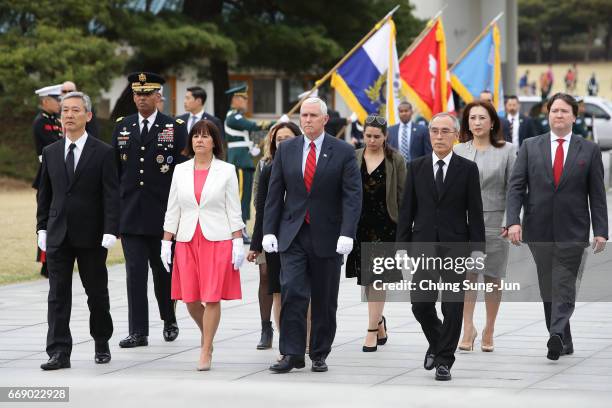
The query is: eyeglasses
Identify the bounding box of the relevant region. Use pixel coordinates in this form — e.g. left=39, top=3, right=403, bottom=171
left=365, top=115, right=386, bottom=126
left=429, top=128, right=456, bottom=136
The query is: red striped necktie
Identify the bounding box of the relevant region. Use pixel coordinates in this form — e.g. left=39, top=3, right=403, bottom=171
left=304, top=141, right=316, bottom=223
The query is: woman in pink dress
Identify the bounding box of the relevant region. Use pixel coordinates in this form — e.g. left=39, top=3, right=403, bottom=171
left=161, top=120, right=245, bottom=371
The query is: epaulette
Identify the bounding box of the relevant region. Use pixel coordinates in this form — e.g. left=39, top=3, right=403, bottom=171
left=115, top=116, right=124, bottom=123
left=176, top=118, right=185, bottom=124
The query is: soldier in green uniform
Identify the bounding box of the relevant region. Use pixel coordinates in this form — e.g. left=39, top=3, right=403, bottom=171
left=224, top=84, right=274, bottom=243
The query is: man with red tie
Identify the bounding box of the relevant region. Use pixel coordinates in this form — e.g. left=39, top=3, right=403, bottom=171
left=506, top=93, right=608, bottom=360
left=262, top=97, right=362, bottom=373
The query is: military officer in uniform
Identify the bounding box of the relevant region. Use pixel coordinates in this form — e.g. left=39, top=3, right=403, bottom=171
left=112, top=72, right=187, bottom=348
left=572, top=98, right=590, bottom=139
left=32, top=84, right=63, bottom=277
left=224, top=84, right=273, bottom=243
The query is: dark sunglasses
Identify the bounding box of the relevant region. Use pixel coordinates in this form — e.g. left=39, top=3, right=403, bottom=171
left=365, top=115, right=386, bottom=126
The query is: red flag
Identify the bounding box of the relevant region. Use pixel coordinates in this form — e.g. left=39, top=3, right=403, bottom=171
left=399, top=18, right=454, bottom=120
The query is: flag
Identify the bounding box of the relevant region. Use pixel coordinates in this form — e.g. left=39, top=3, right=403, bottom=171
left=399, top=18, right=454, bottom=121
left=331, top=19, right=402, bottom=125
left=451, top=23, right=504, bottom=111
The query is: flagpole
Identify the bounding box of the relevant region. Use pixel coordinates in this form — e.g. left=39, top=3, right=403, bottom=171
left=399, top=4, right=447, bottom=61
left=286, top=5, right=401, bottom=116
left=449, top=12, right=504, bottom=70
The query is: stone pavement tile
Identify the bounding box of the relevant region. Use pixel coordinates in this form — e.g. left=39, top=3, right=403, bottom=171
left=242, top=369, right=394, bottom=385
left=529, top=373, right=612, bottom=392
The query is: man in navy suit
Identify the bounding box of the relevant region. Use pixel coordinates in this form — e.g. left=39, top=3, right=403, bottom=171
left=263, top=97, right=362, bottom=373
left=504, top=95, right=536, bottom=146
left=387, top=101, right=431, bottom=162
left=176, top=86, right=224, bottom=140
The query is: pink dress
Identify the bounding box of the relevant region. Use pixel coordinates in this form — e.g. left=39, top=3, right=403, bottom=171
left=171, top=168, right=242, bottom=302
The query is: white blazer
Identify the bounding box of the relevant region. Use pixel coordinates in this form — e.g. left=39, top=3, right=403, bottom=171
left=163, top=157, right=245, bottom=242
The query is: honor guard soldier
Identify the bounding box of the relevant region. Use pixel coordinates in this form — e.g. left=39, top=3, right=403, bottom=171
left=32, top=84, right=63, bottom=277
left=224, top=84, right=274, bottom=242
left=112, top=72, right=187, bottom=348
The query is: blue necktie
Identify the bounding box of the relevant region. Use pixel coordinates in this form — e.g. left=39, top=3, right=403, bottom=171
left=400, top=124, right=411, bottom=162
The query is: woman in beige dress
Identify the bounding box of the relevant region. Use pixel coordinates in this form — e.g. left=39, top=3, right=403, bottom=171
left=454, top=101, right=516, bottom=352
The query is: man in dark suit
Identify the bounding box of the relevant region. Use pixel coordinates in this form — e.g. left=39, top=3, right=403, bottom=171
left=176, top=86, right=224, bottom=140
left=480, top=90, right=512, bottom=142
left=397, top=112, right=485, bottom=381
left=262, top=97, right=362, bottom=373
left=506, top=93, right=608, bottom=360
left=112, top=72, right=187, bottom=348
left=36, top=92, right=119, bottom=370
left=505, top=95, right=536, bottom=146
left=387, top=101, right=431, bottom=162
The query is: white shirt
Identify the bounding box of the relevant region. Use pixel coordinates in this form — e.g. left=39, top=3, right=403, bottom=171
left=302, top=133, right=325, bottom=175
left=138, top=110, right=158, bottom=132
left=398, top=121, right=412, bottom=152
left=550, top=131, right=572, bottom=166
left=64, top=132, right=88, bottom=170
left=432, top=151, right=452, bottom=181
left=507, top=113, right=520, bottom=146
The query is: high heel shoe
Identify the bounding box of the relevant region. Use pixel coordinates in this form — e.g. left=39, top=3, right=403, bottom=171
left=458, top=327, right=477, bottom=351
left=197, top=354, right=213, bottom=371
left=377, top=316, right=388, bottom=346
left=362, top=329, right=378, bottom=352
left=481, top=329, right=494, bottom=352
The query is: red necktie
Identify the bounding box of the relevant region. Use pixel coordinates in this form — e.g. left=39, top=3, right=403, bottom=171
left=304, top=141, right=316, bottom=223
left=553, top=138, right=565, bottom=186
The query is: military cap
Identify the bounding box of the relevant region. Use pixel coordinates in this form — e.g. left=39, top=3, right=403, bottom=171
left=128, top=72, right=165, bottom=93
left=35, top=84, right=62, bottom=98
left=225, top=84, right=248, bottom=98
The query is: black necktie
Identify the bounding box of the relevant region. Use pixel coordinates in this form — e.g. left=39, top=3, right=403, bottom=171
left=435, top=159, right=445, bottom=197
left=141, top=118, right=149, bottom=140
left=66, top=142, right=76, bottom=184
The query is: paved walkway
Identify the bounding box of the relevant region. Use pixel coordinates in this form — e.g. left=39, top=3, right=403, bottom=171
left=1, top=193, right=612, bottom=407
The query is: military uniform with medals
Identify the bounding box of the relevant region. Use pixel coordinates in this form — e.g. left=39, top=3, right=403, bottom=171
left=112, top=72, right=187, bottom=347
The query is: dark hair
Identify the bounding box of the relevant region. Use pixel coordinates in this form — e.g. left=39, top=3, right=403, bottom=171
left=459, top=101, right=505, bottom=148
left=363, top=118, right=393, bottom=159
left=398, top=101, right=413, bottom=110
left=269, top=122, right=301, bottom=159
left=187, top=86, right=207, bottom=105
left=186, top=119, right=224, bottom=158
left=547, top=93, right=578, bottom=116
left=505, top=95, right=519, bottom=103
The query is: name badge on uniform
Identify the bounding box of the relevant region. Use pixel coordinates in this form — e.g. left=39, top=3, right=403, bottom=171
left=160, top=164, right=170, bottom=173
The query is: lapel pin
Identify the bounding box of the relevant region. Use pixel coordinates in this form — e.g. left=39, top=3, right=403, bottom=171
left=323, top=153, right=328, bottom=158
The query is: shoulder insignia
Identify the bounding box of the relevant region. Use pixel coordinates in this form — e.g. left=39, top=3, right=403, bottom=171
left=176, top=118, right=185, bottom=124
left=116, top=116, right=124, bottom=123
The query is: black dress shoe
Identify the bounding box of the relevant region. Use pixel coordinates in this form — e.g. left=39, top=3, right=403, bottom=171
left=424, top=353, right=435, bottom=371
left=163, top=322, right=179, bottom=342
left=119, top=334, right=148, bottom=348
left=311, top=358, right=328, bottom=372
left=561, top=343, right=574, bottom=356
left=269, top=355, right=305, bottom=373
left=435, top=365, right=452, bottom=381
left=41, top=353, right=70, bottom=370
left=547, top=334, right=564, bottom=360
left=257, top=321, right=273, bottom=350
left=94, top=342, right=111, bottom=364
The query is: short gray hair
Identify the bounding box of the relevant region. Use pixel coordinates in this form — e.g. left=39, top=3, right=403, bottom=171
left=429, top=112, right=460, bottom=132
left=300, top=97, right=328, bottom=115
left=61, top=91, right=92, bottom=112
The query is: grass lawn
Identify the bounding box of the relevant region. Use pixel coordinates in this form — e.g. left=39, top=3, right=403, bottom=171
left=0, top=177, right=125, bottom=285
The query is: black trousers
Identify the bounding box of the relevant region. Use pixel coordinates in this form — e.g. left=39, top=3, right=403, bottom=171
left=46, top=239, right=113, bottom=357
left=528, top=243, right=586, bottom=344
left=122, top=234, right=175, bottom=336
left=279, top=223, right=342, bottom=359
left=410, top=246, right=466, bottom=369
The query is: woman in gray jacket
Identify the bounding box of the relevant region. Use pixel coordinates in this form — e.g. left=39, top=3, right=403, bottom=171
left=454, top=101, right=516, bottom=352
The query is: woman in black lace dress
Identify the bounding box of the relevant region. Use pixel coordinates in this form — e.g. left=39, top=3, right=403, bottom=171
left=346, top=115, right=406, bottom=352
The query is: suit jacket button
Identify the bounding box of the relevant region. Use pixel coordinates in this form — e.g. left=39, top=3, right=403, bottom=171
left=141, top=146, right=145, bottom=151
left=140, top=170, right=144, bottom=174
left=140, top=158, right=144, bottom=162
left=139, top=181, right=144, bottom=186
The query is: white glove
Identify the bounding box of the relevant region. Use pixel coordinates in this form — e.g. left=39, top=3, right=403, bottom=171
left=232, top=238, right=245, bottom=269
left=160, top=240, right=173, bottom=273
left=37, top=230, right=47, bottom=252
left=336, top=236, right=353, bottom=255
left=249, top=145, right=261, bottom=156
left=38, top=155, right=42, bottom=163
left=101, top=234, right=117, bottom=249
left=262, top=234, right=278, bottom=253
left=349, top=112, right=358, bottom=123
